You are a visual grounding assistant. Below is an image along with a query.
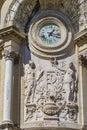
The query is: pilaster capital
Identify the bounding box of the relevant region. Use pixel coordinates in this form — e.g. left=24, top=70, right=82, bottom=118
left=79, top=52, right=87, bottom=67
left=0, top=25, right=26, bottom=61
left=2, top=50, right=19, bottom=63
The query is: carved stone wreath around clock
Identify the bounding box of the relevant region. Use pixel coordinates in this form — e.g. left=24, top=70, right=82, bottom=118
left=28, top=10, right=73, bottom=59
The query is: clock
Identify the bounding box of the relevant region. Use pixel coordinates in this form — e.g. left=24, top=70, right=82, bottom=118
left=28, top=10, right=73, bottom=59
left=39, top=24, right=61, bottom=45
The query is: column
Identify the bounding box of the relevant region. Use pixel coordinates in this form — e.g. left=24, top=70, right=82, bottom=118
left=79, top=53, right=87, bottom=127
left=0, top=25, right=26, bottom=130
left=2, top=50, right=16, bottom=125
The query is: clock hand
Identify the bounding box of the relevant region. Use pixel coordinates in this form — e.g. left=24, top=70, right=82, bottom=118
left=52, top=33, right=61, bottom=38
left=48, top=29, right=55, bottom=37
left=52, top=33, right=61, bottom=37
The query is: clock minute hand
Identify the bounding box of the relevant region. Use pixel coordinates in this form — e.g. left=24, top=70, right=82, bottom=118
left=48, top=29, right=55, bottom=37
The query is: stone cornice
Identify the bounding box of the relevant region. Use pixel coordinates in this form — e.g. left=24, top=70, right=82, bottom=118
left=74, top=28, right=87, bottom=46
left=0, top=25, right=27, bottom=59
left=0, top=25, right=26, bottom=43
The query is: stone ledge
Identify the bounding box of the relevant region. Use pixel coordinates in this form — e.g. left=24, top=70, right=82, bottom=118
left=0, top=25, right=26, bottom=43
left=74, top=28, right=87, bottom=45
left=20, top=122, right=83, bottom=130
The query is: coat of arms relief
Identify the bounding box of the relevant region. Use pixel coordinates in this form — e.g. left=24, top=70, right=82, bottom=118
left=24, top=59, right=78, bottom=123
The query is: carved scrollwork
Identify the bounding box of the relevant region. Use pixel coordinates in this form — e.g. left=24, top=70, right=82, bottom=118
left=25, top=103, right=36, bottom=122
left=24, top=60, right=78, bottom=123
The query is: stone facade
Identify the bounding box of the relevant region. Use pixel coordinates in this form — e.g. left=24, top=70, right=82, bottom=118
left=0, top=0, right=87, bottom=130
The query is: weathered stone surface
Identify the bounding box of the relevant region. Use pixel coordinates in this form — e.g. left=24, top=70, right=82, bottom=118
left=0, top=1, right=87, bottom=130
left=3, top=0, right=87, bottom=33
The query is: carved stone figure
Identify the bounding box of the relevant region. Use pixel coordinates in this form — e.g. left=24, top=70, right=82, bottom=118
left=64, top=62, right=78, bottom=103
left=24, top=61, right=78, bottom=123
left=24, top=60, right=36, bottom=104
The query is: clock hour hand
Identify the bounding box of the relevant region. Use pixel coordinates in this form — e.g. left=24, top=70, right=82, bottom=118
left=52, top=33, right=61, bottom=38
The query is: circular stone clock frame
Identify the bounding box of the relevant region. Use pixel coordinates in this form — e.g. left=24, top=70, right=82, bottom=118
left=28, top=10, right=73, bottom=59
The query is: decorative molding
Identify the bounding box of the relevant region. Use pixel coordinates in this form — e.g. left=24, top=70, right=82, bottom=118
left=4, top=0, right=82, bottom=33
left=4, top=0, right=37, bottom=30
left=0, top=25, right=26, bottom=43
left=28, top=10, right=73, bottom=59
left=0, top=25, right=26, bottom=61
left=74, top=28, right=87, bottom=46
left=2, top=50, right=19, bottom=64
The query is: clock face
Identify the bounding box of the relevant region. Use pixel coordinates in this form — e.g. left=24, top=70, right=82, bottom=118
left=39, top=24, right=61, bottom=45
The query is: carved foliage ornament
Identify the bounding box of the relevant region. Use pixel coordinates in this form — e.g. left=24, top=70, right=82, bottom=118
left=2, top=50, right=19, bottom=61
left=79, top=52, right=87, bottom=67
left=24, top=60, right=78, bottom=123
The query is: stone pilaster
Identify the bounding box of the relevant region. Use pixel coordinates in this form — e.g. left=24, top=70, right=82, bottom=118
left=1, top=51, right=15, bottom=130
left=75, top=28, right=87, bottom=129
left=2, top=50, right=18, bottom=124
